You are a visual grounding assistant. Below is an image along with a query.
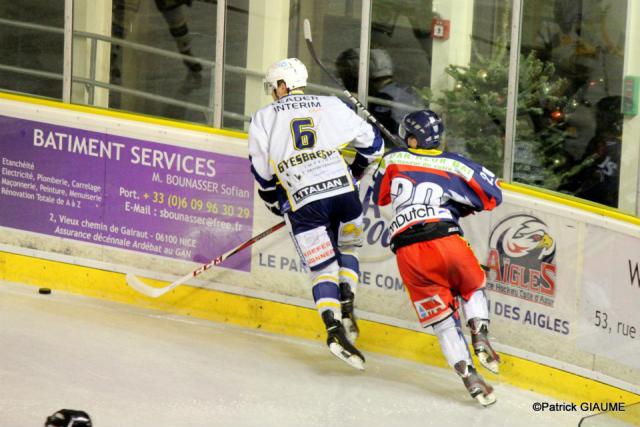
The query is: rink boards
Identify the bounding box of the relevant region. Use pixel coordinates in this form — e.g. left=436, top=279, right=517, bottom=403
left=0, top=92, right=638, bottom=408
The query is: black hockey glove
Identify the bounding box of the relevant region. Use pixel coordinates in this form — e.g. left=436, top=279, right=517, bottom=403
left=258, top=188, right=283, bottom=217
left=349, top=152, right=370, bottom=180
left=450, top=201, right=476, bottom=218
left=45, top=409, right=92, bottom=427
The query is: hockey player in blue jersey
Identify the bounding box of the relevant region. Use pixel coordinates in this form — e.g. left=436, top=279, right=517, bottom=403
left=371, top=109, right=502, bottom=405
left=248, top=58, right=384, bottom=370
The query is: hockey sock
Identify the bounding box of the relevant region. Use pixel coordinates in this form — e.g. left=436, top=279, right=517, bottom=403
left=432, top=315, right=473, bottom=368
left=338, top=248, right=360, bottom=298
left=311, top=269, right=341, bottom=321
left=461, top=289, right=489, bottom=322
left=337, top=250, right=359, bottom=342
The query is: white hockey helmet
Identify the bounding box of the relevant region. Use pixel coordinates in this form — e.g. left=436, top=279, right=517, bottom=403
left=264, top=58, right=308, bottom=94
left=335, top=48, right=393, bottom=81
left=369, top=48, right=393, bottom=79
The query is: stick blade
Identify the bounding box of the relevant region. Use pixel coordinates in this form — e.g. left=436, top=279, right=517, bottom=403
left=303, top=19, right=312, bottom=42
left=125, top=273, right=166, bottom=298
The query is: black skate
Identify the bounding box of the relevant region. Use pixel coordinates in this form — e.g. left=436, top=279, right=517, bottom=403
left=454, top=361, right=497, bottom=407
left=322, top=311, right=365, bottom=371
left=181, top=49, right=203, bottom=73
left=339, top=282, right=359, bottom=343
left=469, top=318, right=500, bottom=374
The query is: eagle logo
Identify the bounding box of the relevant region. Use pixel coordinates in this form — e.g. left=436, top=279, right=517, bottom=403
left=489, top=214, right=555, bottom=264
left=486, top=213, right=557, bottom=305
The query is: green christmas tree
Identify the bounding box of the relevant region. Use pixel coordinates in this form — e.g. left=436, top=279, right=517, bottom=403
left=418, top=8, right=572, bottom=189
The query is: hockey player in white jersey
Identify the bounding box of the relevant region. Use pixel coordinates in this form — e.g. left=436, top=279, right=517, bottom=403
left=249, top=58, right=384, bottom=370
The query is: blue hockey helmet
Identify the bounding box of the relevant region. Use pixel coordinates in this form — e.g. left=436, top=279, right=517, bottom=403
left=398, top=109, right=444, bottom=149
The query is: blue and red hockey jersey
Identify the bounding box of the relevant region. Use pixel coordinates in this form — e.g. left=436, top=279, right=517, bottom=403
left=371, top=147, right=502, bottom=239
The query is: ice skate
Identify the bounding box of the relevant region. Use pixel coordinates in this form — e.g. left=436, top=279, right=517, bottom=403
left=181, top=49, right=203, bottom=73
left=454, top=361, right=496, bottom=407
left=469, top=319, right=500, bottom=374
left=322, top=310, right=365, bottom=371
left=339, top=282, right=359, bottom=343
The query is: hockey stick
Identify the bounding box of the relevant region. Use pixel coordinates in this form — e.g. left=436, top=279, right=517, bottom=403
left=126, top=221, right=286, bottom=298
left=303, top=19, right=405, bottom=147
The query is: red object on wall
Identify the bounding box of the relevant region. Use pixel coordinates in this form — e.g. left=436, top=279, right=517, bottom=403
left=431, top=18, right=450, bottom=40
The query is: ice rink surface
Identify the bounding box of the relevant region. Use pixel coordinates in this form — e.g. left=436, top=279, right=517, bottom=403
left=0, top=281, right=584, bottom=427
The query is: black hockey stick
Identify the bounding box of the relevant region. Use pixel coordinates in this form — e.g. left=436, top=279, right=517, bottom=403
left=126, top=221, right=286, bottom=298
left=303, top=19, right=405, bottom=147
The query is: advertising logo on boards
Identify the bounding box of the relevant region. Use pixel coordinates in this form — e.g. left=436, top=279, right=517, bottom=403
left=485, top=214, right=557, bottom=306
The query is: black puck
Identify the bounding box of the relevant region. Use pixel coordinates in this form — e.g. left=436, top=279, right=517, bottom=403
left=38, top=288, right=52, bottom=295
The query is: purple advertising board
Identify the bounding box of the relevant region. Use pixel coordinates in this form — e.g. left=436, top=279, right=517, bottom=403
left=0, top=115, right=254, bottom=271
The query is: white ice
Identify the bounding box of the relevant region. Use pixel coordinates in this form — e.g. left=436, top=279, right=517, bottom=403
left=0, top=280, right=584, bottom=427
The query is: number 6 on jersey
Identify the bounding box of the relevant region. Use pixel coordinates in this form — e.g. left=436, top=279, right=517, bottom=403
left=291, top=117, right=316, bottom=150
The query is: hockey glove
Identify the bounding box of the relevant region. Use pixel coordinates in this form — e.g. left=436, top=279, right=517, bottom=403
left=258, top=188, right=283, bottom=217
left=450, top=201, right=476, bottom=218
left=349, top=152, right=370, bottom=180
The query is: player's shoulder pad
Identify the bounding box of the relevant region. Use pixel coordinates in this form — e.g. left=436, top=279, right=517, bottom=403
left=253, top=102, right=274, bottom=117
left=331, top=96, right=356, bottom=112
left=442, top=150, right=487, bottom=173
left=442, top=150, right=469, bottom=161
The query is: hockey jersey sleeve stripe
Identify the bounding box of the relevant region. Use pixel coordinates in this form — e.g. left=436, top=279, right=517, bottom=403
left=354, top=127, right=384, bottom=157
left=466, top=176, right=498, bottom=210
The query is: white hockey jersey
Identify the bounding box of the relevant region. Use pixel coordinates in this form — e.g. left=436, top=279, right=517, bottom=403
left=249, top=92, right=383, bottom=212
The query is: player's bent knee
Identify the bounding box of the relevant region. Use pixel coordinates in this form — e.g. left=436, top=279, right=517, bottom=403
left=310, top=261, right=340, bottom=283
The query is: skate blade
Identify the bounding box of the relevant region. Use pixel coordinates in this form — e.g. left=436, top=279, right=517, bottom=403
left=328, top=343, right=365, bottom=371
left=342, top=318, right=359, bottom=344
left=475, top=391, right=497, bottom=407
left=477, top=351, right=500, bottom=374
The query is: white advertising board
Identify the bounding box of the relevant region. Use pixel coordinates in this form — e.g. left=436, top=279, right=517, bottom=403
left=579, top=225, right=640, bottom=369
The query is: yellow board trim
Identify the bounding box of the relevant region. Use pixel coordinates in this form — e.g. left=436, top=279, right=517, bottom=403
left=501, top=182, right=640, bottom=227
left=0, top=92, right=247, bottom=140
left=1, top=250, right=638, bottom=414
